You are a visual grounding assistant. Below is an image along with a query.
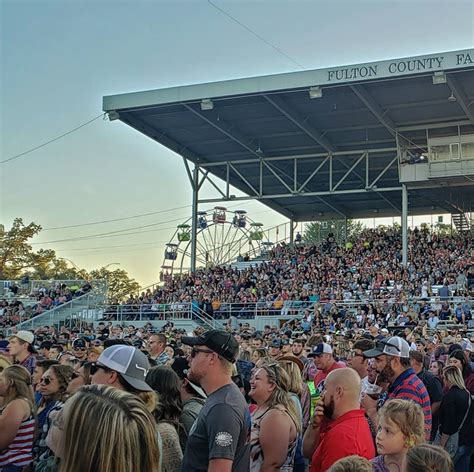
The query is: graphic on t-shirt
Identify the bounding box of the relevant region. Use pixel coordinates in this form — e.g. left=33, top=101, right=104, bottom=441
left=215, top=431, right=233, bottom=447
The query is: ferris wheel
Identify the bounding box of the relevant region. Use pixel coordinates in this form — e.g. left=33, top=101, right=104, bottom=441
left=160, top=207, right=270, bottom=278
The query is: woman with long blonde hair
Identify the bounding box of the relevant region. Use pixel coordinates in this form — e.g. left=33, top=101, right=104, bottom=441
left=58, top=384, right=160, bottom=472
left=249, top=362, right=302, bottom=472
left=0, top=365, right=36, bottom=470
left=435, top=365, right=473, bottom=471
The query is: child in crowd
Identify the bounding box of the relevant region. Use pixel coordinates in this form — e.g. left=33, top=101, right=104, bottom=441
left=404, top=444, right=454, bottom=472
left=371, top=399, right=425, bottom=472
left=328, top=455, right=372, bottom=472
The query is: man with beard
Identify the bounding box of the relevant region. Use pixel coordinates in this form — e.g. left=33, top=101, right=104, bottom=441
left=362, top=336, right=432, bottom=441
left=181, top=329, right=250, bottom=472
left=302, top=368, right=375, bottom=472
left=291, top=339, right=309, bottom=366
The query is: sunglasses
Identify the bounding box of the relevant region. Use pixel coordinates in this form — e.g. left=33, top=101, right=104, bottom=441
left=89, top=363, right=110, bottom=375
left=40, top=376, right=53, bottom=385
left=71, top=371, right=83, bottom=380
left=191, top=347, right=214, bottom=358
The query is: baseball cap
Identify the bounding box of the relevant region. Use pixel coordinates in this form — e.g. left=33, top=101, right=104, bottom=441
left=363, top=336, right=410, bottom=358
left=308, top=343, right=333, bottom=357
left=72, top=338, right=87, bottom=350
left=97, top=345, right=152, bottom=392
left=270, top=339, right=283, bottom=349
left=171, top=357, right=207, bottom=398
left=9, top=330, right=34, bottom=345
left=182, top=329, right=239, bottom=363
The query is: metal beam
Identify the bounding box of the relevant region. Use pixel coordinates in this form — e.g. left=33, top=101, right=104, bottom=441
left=446, top=75, right=474, bottom=125
left=183, top=104, right=262, bottom=159
left=190, top=165, right=199, bottom=272
left=350, top=84, right=397, bottom=137
left=333, top=152, right=367, bottom=191
left=197, top=186, right=403, bottom=204
left=402, top=184, right=408, bottom=266
left=198, top=169, right=227, bottom=198
left=263, top=94, right=337, bottom=153
left=369, top=155, right=399, bottom=188
left=198, top=147, right=398, bottom=167
left=261, top=160, right=294, bottom=193
left=298, top=155, right=330, bottom=192
left=228, top=163, right=259, bottom=196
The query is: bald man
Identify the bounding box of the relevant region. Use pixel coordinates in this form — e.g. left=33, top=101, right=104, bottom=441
left=303, top=368, right=375, bottom=472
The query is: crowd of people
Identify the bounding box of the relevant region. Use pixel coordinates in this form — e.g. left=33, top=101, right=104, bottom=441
left=0, top=315, right=473, bottom=471
left=0, top=226, right=473, bottom=471
left=107, top=226, right=473, bottom=321
left=0, top=282, right=92, bottom=330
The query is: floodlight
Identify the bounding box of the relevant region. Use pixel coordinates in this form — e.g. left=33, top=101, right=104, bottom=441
left=201, top=99, right=214, bottom=111
left=432, top=71, right=447, bottom=85
left=309, top=86, right=323, bottom=99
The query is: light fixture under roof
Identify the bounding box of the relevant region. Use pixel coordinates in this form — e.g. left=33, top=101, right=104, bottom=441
left=309, top=86, right=323, bottom=99
left=200, top=99, right=214, bottom=111
left=448, top=91, right=457, bottom=102
left=432, top=71, right=447, bottom=85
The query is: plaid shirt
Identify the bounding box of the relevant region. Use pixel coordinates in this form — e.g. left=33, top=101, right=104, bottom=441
left=384, top=368, right=432, bottom=440
left=19, top=354, right=37, bottom=376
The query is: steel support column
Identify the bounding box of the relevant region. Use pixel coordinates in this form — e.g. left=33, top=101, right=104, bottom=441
left=289, top=220, right=295, bottom=243
left=190, top=164, right=199, bottom=272
left=402, top=184, right=408, bottom=267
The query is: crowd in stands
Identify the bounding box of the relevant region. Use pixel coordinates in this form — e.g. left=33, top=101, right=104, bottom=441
left=107, top=226, right=473, bottom=322
left=0, top=282, right=92, bottom=330
left=1, top=317, right=473, bottom=471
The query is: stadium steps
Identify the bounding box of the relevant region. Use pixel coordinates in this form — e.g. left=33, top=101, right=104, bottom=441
left=8, top=287, right=106, bottom=334
left=452, top=212, right=472, bottom=232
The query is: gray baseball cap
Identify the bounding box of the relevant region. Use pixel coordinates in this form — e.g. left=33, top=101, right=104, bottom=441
left=97, top=345, right=152, bottom=392
left=363, top=336, right=410, bottom=359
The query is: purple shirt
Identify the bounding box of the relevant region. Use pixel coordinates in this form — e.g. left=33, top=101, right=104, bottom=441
left=371, top=455, right=390, bottom=472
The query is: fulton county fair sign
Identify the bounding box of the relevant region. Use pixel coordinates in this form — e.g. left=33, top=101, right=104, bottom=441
left=323, top=50, right=473, bottom=84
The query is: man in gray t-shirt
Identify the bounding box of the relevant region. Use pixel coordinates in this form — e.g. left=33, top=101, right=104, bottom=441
left=181, top=329, right=250, bottom=472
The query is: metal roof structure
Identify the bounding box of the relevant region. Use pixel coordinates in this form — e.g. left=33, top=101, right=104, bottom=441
left=103, top=49, right=474, bottom=221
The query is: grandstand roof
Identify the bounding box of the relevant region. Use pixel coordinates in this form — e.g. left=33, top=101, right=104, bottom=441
left=103, top=49, right=474, bottom=221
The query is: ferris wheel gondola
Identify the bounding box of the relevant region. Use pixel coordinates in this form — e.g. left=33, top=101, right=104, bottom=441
left=160, top=207, right=269, bottom=276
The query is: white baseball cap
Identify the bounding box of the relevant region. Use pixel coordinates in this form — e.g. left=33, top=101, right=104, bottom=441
left=9, top=330, right=34, bottom=345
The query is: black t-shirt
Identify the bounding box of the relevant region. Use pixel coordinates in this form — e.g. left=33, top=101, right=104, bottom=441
left=439, top=386, right=473, bottom=445
left=418, top=369, right=443, bottom=405
left=181, top=382, right=251, bottom=472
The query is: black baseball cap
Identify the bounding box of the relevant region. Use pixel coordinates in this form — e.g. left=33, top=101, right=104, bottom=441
left=72, top=338, right=87, bottom=350
left=182, top=329, right=239, bottom=363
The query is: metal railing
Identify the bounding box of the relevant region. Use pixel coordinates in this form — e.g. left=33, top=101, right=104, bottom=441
left=6, top=281, right=108, bottom=334
left=83, top=296, right=474, bottom=324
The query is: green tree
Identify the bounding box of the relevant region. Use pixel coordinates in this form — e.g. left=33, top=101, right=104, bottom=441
left=89, top=267, right=140, bottom=303
left=0, top=218, right=56, bottom=279
left=303, top=219, right=364, bottom=244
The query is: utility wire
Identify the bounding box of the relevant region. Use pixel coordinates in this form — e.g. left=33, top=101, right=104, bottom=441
left=43, top=204, right=191, bottom=230
left=1, top=113, right=105, bottom=165
left=207, top=0, right=432, bottom=155
left=207, top=0, right=306, bottom=70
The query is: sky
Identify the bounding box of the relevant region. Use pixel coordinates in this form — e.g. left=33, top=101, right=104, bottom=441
left=1, top=0, right=473, bottom=287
